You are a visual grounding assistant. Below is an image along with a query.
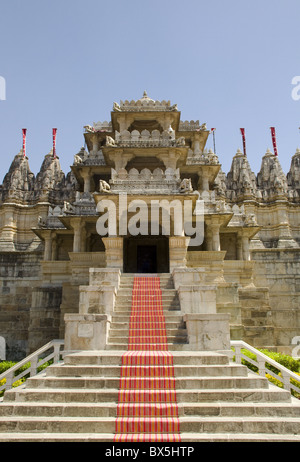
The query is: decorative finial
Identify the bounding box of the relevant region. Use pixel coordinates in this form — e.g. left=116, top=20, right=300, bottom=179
left=143, top=90, right=147, bottom=97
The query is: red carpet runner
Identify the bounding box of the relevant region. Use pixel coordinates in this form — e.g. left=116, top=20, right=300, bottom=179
left=114, top=276, right=181, bottom=442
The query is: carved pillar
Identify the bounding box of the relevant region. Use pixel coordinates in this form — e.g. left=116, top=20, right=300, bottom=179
left=51, top=233, right=58, bottom=261
left=169, top=236, right=190, bottom=271
left=0, top=207, right=16, bottom=251
left=91, top=135, right=98, bottom=155
left=205, top=228, right=213, bottom=251
left=70, top=218, right=85, bottom=253
left=81, top=169, right=91, bottom=193
left=193, top=134, right=201, bottom=156
left=201, top=175, right=210, bottom=192
left=158, top=150, right=181, bottom=170
left=102, top=236, right=124, bottom=269
left=236, top=235, right=243, bottom=260
left=242, top=236, right=250, bottom=261
left=110, top=150, right=133, bottom=170
left=211, top=223, right=221, bottom=251
left=43, top=231, right=53, bottom=261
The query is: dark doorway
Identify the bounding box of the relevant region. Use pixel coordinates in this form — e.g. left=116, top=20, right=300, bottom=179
left=123, top=237, right=169, bottom=273
left=137, top=245, right=157, bottom=273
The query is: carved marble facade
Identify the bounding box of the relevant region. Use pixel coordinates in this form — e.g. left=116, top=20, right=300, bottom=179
left=0, top=92, right=300, bottom=359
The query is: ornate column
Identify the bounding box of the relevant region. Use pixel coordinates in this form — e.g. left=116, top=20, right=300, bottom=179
left=43, top=230, right=53, bottom=261
left=236, top=235, right=243, bottom=260
left=242, top=236, right=250, bottom=261
left=81, top=169, right=91, bottom=193
left=193, top=133, right=201, bottom=156
left=91, top=135, right=98, bottom=155
left=70, top=218, right=85, bottom=253
left=211, top=223, right=221, bottom=251
left=0, top=207, right=16, bottom=251
left=51, top=232, right=58, bottom=261
left=110, top=150, right=133, bottom=170
left=102, top=236, right=124, bottom=269
left=158, top=149, right=181, bottom=170
left=201, top=175, right=210, bottom=192
left=169, top=236, right=190, bottom=271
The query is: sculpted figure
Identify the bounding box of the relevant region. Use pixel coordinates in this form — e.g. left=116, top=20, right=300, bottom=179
left=113, top=102, right=121, bottom=112
left=176, top=136, right=185, bottom=146
left=180, top=178, right=193, bottom=193
left=84, top=125, right=95, bottom=133
left=106, top=136, right=116, bottom=146
left=244, top=213, right=257, bottom=226
left=73, top=154, right=83, bottom=165
left=37, top=216, right=47, bottom=227
left=63, top=202, right=75, bottom=214
left=100, top=179, right=111, bottom=192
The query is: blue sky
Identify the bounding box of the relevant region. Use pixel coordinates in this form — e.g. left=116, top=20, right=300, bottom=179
left=0, top=0, right=299, bottom=182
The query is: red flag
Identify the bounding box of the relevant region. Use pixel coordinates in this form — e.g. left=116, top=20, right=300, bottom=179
left=270, top=127, right=278, bottom=156
left=22, top=129, right=27, bottom=157
left=52, top=128, right=57, bottom=158
left=210, top=128, right=216, bottom=153
left=240, top=128, right=246, bottom=156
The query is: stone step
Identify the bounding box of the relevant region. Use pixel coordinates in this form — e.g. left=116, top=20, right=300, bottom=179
left=63, top=351, right=231, bottom=366
left=0, top=432, right=299, bottom=442
left=111, top=314, right=183, bottom=322
left=45, top=363, right=249, bottom=378
left=4, top=386, right=293, bottom=404
left=116, top=289, right=179, bottom=303
left=25, top=374, right=270, bottom=391
left=115, top=297, right=180, bottom=305
left=107, top=336, right=188, bottom=345
left=178, top=416, right=300, bottom=434
left=1, top=400, right=300, bottom=419
left=109, top=328, right=187, bottom=338
left=1, top=414, right=300, bottom=436
left=177, top=401, right=300, bottom=417
left=0, top=416, right=116, bottom=433
left=0, top=402, right=117, bottom=417
left=113, top=306, right=181, bottom=312
left=106, top=343, right=188, bottom=350
left=110, top=321, right=185, bottom=329
left=114, top=299, right=180, bottom=306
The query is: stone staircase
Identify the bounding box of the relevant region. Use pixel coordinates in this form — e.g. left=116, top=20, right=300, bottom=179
left=0, top=273, right=300, bottom=442
left=107, top=273, right=188, bottom=351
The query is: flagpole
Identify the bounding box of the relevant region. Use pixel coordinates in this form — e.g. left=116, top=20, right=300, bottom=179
left=52, top=128, right=57, bottom=158
left=240, top=128, right=246, bottom=156
left=211, top=128, right=216, bottom=154
left=270, top=127, right=278, bottom=156
left=22, top=129, right=27, bottom=158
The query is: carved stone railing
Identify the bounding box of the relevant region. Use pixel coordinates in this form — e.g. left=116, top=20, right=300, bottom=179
left=113, top=96, right=178, bottom=112
left=178, top=120, right=208, bottom=131
left=231, top=340, right=300, bottom=397
left=0, top=340, right=64, bottom=396
left=107, top=129, right=185, bottom=148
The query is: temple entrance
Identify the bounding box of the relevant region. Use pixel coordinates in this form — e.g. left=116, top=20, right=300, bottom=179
left=137, top=245, right=157, bottom=273
left=123, top=237, right=169, bottom=273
